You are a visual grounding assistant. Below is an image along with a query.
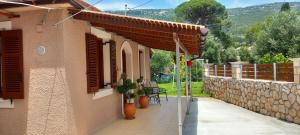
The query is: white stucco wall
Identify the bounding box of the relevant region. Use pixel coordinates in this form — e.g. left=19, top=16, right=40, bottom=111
left=0, top=8, right=152, bottom=135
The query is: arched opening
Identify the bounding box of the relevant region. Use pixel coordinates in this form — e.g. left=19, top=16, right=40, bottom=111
left=120, top=41, right=134, bottom=116
left=138, top=46, right=146, bottom=80
left=120, top=41, right=133, bottom=81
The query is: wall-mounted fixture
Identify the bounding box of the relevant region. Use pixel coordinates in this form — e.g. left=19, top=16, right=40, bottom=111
left=36, top=46, right=46, bottom=55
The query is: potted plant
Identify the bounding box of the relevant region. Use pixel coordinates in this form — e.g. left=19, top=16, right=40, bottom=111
left=137, top=77, right=151, bottom=108
left=117, top=73, right=137, bottom=120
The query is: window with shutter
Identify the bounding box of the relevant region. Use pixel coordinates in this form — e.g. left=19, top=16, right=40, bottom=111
left=1, top=30, right=24, bottom=99
left=98, top=38, right=104, bottom=89
left=85, top=33, right=100, bottom=93
left=109, top=40, right=117, bottom=87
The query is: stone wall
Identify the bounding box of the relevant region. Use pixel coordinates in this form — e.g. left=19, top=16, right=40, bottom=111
left=204, top=76, right=300, bottom=124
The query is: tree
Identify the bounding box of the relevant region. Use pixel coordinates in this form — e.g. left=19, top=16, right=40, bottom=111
left=175, top=0, right=227, bottom=26
left=202, top=36, right=223, bottom=64
left=170, top=53, right=186, bottom=81
left=214, top=31, right=234, bottom=48
left=222, top=46, right=238, bottom=63
left=191, top=60, right=203, bottom=81
left=257, top=53, right=291, bottom=64
left=238, top=46, right=255, bottom=63
left=150, top=50, right=173, bottom=81
left=255, top=11, right=300, bottom=58
left=280, top=2, right=291, bottom=12
left=175, top=0, right=234, bottom=48
left=244, top=22, right=264, bottom=46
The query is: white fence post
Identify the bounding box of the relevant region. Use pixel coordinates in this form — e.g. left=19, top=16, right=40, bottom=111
left=214, top=65, right=217, bottom=76
left=224, top=65, right=226, bottom=77
left=254, top=63, right=257, bottom=80
left=273, top=63, right=277, bottom=81
left=240, top=64, right=243, bottom=79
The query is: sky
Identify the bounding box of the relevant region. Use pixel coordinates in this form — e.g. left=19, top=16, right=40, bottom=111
left=85, top=0, right=300, bottom=11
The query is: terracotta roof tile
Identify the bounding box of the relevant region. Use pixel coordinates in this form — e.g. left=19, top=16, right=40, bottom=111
left=69, top=9, right=208, bottom=55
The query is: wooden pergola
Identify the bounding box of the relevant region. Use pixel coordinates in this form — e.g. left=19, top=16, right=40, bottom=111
left=69, top=9, right=208, bottom=135
left=69, top=9, right=207, bottom=55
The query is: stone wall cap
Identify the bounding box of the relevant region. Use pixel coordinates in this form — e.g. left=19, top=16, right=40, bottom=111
left=207, top=76, right=232, bottom=79
left=271, top=81, right=296, bottom=84
left=204, top=63, right=214, bottom=66
left=290, top=58, right=300, bottom=61
left=230, top=61, right=249, bottom=65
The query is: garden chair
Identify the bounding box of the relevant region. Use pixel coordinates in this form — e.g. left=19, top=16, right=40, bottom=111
left=147, top=86, right=161, bottom=105
left=149, top=81, right=168, bottom=102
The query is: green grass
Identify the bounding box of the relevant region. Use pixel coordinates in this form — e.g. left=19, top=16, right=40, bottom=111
left=158, top=82, right=211, bottom=97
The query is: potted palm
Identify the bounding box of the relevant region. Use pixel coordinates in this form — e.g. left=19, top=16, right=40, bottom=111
left=137, top=77, right=151, bottom=108
left=117, top=73, right=137, bottom=120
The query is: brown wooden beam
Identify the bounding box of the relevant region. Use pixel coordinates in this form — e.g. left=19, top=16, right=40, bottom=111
left=92, top=23, right=200, bottom=44
left=103, top=27, right=198, bottom=46
left=108, top=30, right=199, bottom=50
left=92, top=22, right=199, bottom=42
left=0, top=11, right=19, bottom=18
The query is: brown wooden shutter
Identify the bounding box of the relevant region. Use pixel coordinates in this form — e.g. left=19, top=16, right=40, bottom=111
left=109, top=40, right=117, bottom=87
left=98, top=38, right=104, bottom=89
left=2, top=30, right=24, bottom=99
left=85, top=33, right=100, bottom=93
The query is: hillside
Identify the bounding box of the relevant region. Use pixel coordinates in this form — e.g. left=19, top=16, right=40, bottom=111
left=228, top=2, right=300, bottom=37
left=108, top=2, right=300, bottom=42
left=108, top=9, right=175, bottom=21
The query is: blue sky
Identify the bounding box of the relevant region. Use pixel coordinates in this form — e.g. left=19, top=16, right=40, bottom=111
left=85, top=0, right=300, bottom=11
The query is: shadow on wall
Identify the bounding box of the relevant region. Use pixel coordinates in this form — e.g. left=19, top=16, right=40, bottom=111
left=183, top=98, right=199, bottom=135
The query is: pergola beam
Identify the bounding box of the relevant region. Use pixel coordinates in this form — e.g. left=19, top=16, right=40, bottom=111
left=91, top=24, right=200, bottom=54
left=92, top=22, right=200, bottom=41
left=0, top=10, right=19, bottom=18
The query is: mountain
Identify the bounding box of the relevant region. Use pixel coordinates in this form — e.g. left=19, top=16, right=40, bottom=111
left=108, top=2, right=300, bottom=42
left=108, top=9, right=175, bottom=21
left=228, top=2, right=300, bottom=38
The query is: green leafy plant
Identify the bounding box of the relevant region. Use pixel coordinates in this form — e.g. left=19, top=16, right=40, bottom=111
left=137, top=87, right=151, bottom=96
left=128, top=93, right=136, bottom=99
left=136, top=77, right=143, bottom=84
left=117, top=73, right=137, bottom=102
left=136, top=76, right=151, bottom=96
left=257, top=53, right=292, bottom=64
left=255, top=11, right=300, bottom=58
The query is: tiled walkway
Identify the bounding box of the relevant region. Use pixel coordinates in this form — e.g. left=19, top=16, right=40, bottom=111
left=92, top=97, right=188, bottom=135
left=183, top=98, right=300, bottom=135
left=93, top=97, right=300, bottom=135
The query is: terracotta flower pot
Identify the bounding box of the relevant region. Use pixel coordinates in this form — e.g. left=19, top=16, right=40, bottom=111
left=139, top=96, right=149, bottom=108
left=124, top=103, right=136, bottom=120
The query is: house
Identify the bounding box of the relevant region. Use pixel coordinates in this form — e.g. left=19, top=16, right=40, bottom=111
left=0, top=0, right=206, bottom=135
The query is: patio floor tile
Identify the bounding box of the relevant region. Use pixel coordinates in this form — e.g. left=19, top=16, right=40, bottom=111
left=92, top=97, right=187, bottom=135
